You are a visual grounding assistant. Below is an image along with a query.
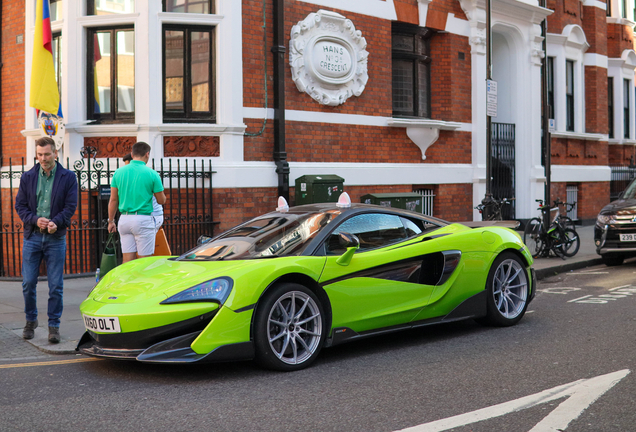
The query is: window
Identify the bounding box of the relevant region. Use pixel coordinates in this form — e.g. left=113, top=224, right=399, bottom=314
left=392, top=23, right=433, bottom=118
left=327, top=213, right=410, bottom=254
left=52, top=33, right=62, bottom=98
left=50, top=0, right=62, bottom=21
left=163, top=0, right=213, bottom=13
left=87, top=27, right=135, bottom=122
left=609, top=77, right=614, bottom=138
left=624, top=79, right=631, bottom=138
left=163, top=25, right=215, bottom=123
left=566, top=60, right=575, bottom=131
left=547, top=57, right=554, bottom=120
left=87, top=0, right=135, bottom=15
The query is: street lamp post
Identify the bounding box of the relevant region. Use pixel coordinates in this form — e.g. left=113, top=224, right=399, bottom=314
left=481, top=0, right=495, bottom=219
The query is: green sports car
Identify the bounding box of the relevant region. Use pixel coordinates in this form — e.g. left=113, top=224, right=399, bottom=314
left=78, top=194, right=535, bottom=371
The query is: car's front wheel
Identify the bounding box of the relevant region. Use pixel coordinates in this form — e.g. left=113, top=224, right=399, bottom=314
left=254, top=283, right=326, bottom=371
left=481, top=252, right=530, bottom=327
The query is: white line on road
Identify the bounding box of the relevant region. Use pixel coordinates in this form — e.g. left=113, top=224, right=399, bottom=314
left=394, top=370, right=630, bottom=432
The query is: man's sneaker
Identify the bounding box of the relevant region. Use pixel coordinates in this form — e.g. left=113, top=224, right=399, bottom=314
left=48, top=326, right=60, bottom=344
left=22, top=320, right=38, bottom=340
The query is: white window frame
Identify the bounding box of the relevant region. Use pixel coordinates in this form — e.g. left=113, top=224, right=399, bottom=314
left=547, top=25, right=589, bottom=136
left=608, top=49, right=636, bottom=144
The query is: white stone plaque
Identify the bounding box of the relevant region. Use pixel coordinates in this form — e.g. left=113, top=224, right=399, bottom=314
left=290, top=10, right=369, bottom=106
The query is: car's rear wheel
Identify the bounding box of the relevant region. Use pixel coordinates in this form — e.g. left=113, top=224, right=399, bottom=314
left=254, top=283, right=326, bottom=371
left=481, top=252, right=529, bottom=327
left=602, top=254, right=624, bottom=267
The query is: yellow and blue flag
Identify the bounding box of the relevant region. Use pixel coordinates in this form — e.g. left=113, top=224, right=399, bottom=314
left=30, top=0, right=63, bottom=117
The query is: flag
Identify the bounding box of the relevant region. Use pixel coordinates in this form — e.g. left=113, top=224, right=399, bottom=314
left=30, top=0, right=62, bottom=117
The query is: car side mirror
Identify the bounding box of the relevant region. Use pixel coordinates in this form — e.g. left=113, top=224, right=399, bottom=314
left=338, top=232, right=360, bottom=249
left=197, top=235, right=213, bottom=245
left=336, top=232, right=360, bottom=266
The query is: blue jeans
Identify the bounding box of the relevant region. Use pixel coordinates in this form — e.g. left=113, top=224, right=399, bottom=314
left=22, top=233, right=66, bottom=327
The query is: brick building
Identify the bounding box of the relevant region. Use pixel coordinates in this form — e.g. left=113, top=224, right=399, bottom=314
left=0, top=0, right=634, bottom=256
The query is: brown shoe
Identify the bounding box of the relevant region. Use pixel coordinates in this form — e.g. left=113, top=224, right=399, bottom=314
left=48, top=326, right=60, bottom=344
left=23, top=320, right=38, bottom=340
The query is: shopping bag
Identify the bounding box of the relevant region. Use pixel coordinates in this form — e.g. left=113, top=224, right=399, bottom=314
left=100, top=233, right=118, bottom=277
left=153, top=228, right=172, bottom=256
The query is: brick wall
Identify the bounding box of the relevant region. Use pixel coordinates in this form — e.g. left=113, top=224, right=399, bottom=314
left=579, top=181, right=610, bottom=220
left=584, top=66, right=608, bottom=134
left=581, top=5, right=608, bottom=56
left=551, top=138, right=608, bottom=165
left=607, top=23, right=635, bottom=58
left=608, top=144, right=636, bottom=165
left=1, top=2, right=26, bottom=161
left=547, top=0, right=584, bottom=33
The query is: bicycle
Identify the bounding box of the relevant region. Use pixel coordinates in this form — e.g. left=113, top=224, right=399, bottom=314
left=475, top=197, right=514, bottom=221
left=552, top=198, right=577, bottom=230
left=523, top=199, right=580, bottom=258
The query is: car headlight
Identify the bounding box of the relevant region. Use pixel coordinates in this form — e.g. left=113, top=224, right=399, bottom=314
left=596, top=214, right=616, bottom=225
left=161, top=277, right=233, bottom=305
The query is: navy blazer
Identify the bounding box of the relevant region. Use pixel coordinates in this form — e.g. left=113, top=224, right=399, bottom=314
left=15, top=161, right=79, bottom=239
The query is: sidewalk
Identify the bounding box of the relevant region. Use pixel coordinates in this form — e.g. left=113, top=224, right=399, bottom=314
left=0, top=225, right=601, bottom=356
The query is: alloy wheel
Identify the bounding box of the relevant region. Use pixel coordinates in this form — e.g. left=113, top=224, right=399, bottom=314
left=266, top=291, right=323, bottom=365
left=492, top=258, right=528, bottom=319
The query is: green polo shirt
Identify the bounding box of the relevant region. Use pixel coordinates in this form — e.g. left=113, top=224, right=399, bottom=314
left=111, top=160, right=163, bottom=215
left=36, top=163, right=57, bottom=218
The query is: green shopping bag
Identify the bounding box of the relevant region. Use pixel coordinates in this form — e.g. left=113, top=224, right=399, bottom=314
left=100, top=233, right=118, bottom=278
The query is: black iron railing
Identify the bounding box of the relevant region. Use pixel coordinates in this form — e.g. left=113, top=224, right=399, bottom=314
left=0, top=151, right=216, bottom=279
left=492, top=122, right=516, bottom=219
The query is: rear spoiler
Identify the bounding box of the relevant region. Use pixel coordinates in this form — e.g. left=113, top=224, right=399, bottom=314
left=460, top=220, right=521, bottom=230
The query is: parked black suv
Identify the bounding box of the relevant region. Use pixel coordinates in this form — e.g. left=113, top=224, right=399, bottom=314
left=595, top=179, right=636, bottom=266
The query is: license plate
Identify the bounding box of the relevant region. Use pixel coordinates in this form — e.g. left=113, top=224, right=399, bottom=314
left=620, top=234, right=636, bottom=242
left=83, top=314, right=121, bottom=333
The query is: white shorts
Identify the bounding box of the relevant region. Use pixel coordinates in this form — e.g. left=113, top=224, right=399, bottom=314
left=118, top=215, right=157, bottom=256
left=153, top=215, right=164, bottom=233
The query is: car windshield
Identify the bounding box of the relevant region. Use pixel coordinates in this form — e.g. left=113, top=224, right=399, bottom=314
left=622, top=180, right=636, bottom=200
left=176, top=210, right=341, bottom=261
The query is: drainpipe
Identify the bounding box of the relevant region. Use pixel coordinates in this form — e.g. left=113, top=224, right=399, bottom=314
left=271, top=0, right=289, bottom=200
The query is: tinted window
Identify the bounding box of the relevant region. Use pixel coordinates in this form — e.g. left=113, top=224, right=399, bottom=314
left=177, top=210, right=339, bottom=260
left=401, top=217, right=422, bottom=237
left=326, top=213, right=407, bottom=254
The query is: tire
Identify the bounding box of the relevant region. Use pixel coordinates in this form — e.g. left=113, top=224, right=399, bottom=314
left=559, top=216, right=576, bottom=230
left=481, top=252, right=530, bottom=327
left=254, top=283, right=326, bottom=371
left=602, top=255, right=625, bottom=267
left=561, top=228, right=580, bottom=257
left=523, top=218, right=544, bottom=258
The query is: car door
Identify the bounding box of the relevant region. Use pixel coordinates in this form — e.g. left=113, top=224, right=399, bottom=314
left=318, top=212, right=440, bottom=333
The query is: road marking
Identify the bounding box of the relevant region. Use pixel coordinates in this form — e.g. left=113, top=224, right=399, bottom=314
left=568, top=286, right=636, bottom=304
left=573, top=271, right=608, bottom=275
left=539, top=287, right=581, bottom=295
left=0, top=357, right=101, bottom=369
left=394, top=369, right=630, bottom=432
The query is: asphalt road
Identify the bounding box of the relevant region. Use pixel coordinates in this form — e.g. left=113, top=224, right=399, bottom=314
left=1, top=262, right=635, bottom=432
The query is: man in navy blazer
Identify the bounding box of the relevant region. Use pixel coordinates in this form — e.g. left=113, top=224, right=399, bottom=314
left=15, top=137, right=78, bottom=343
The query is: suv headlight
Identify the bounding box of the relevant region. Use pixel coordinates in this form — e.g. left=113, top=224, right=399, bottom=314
left=161, top=277, right=233, bottom=305
left=596, top=214, right=616, bottom=225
